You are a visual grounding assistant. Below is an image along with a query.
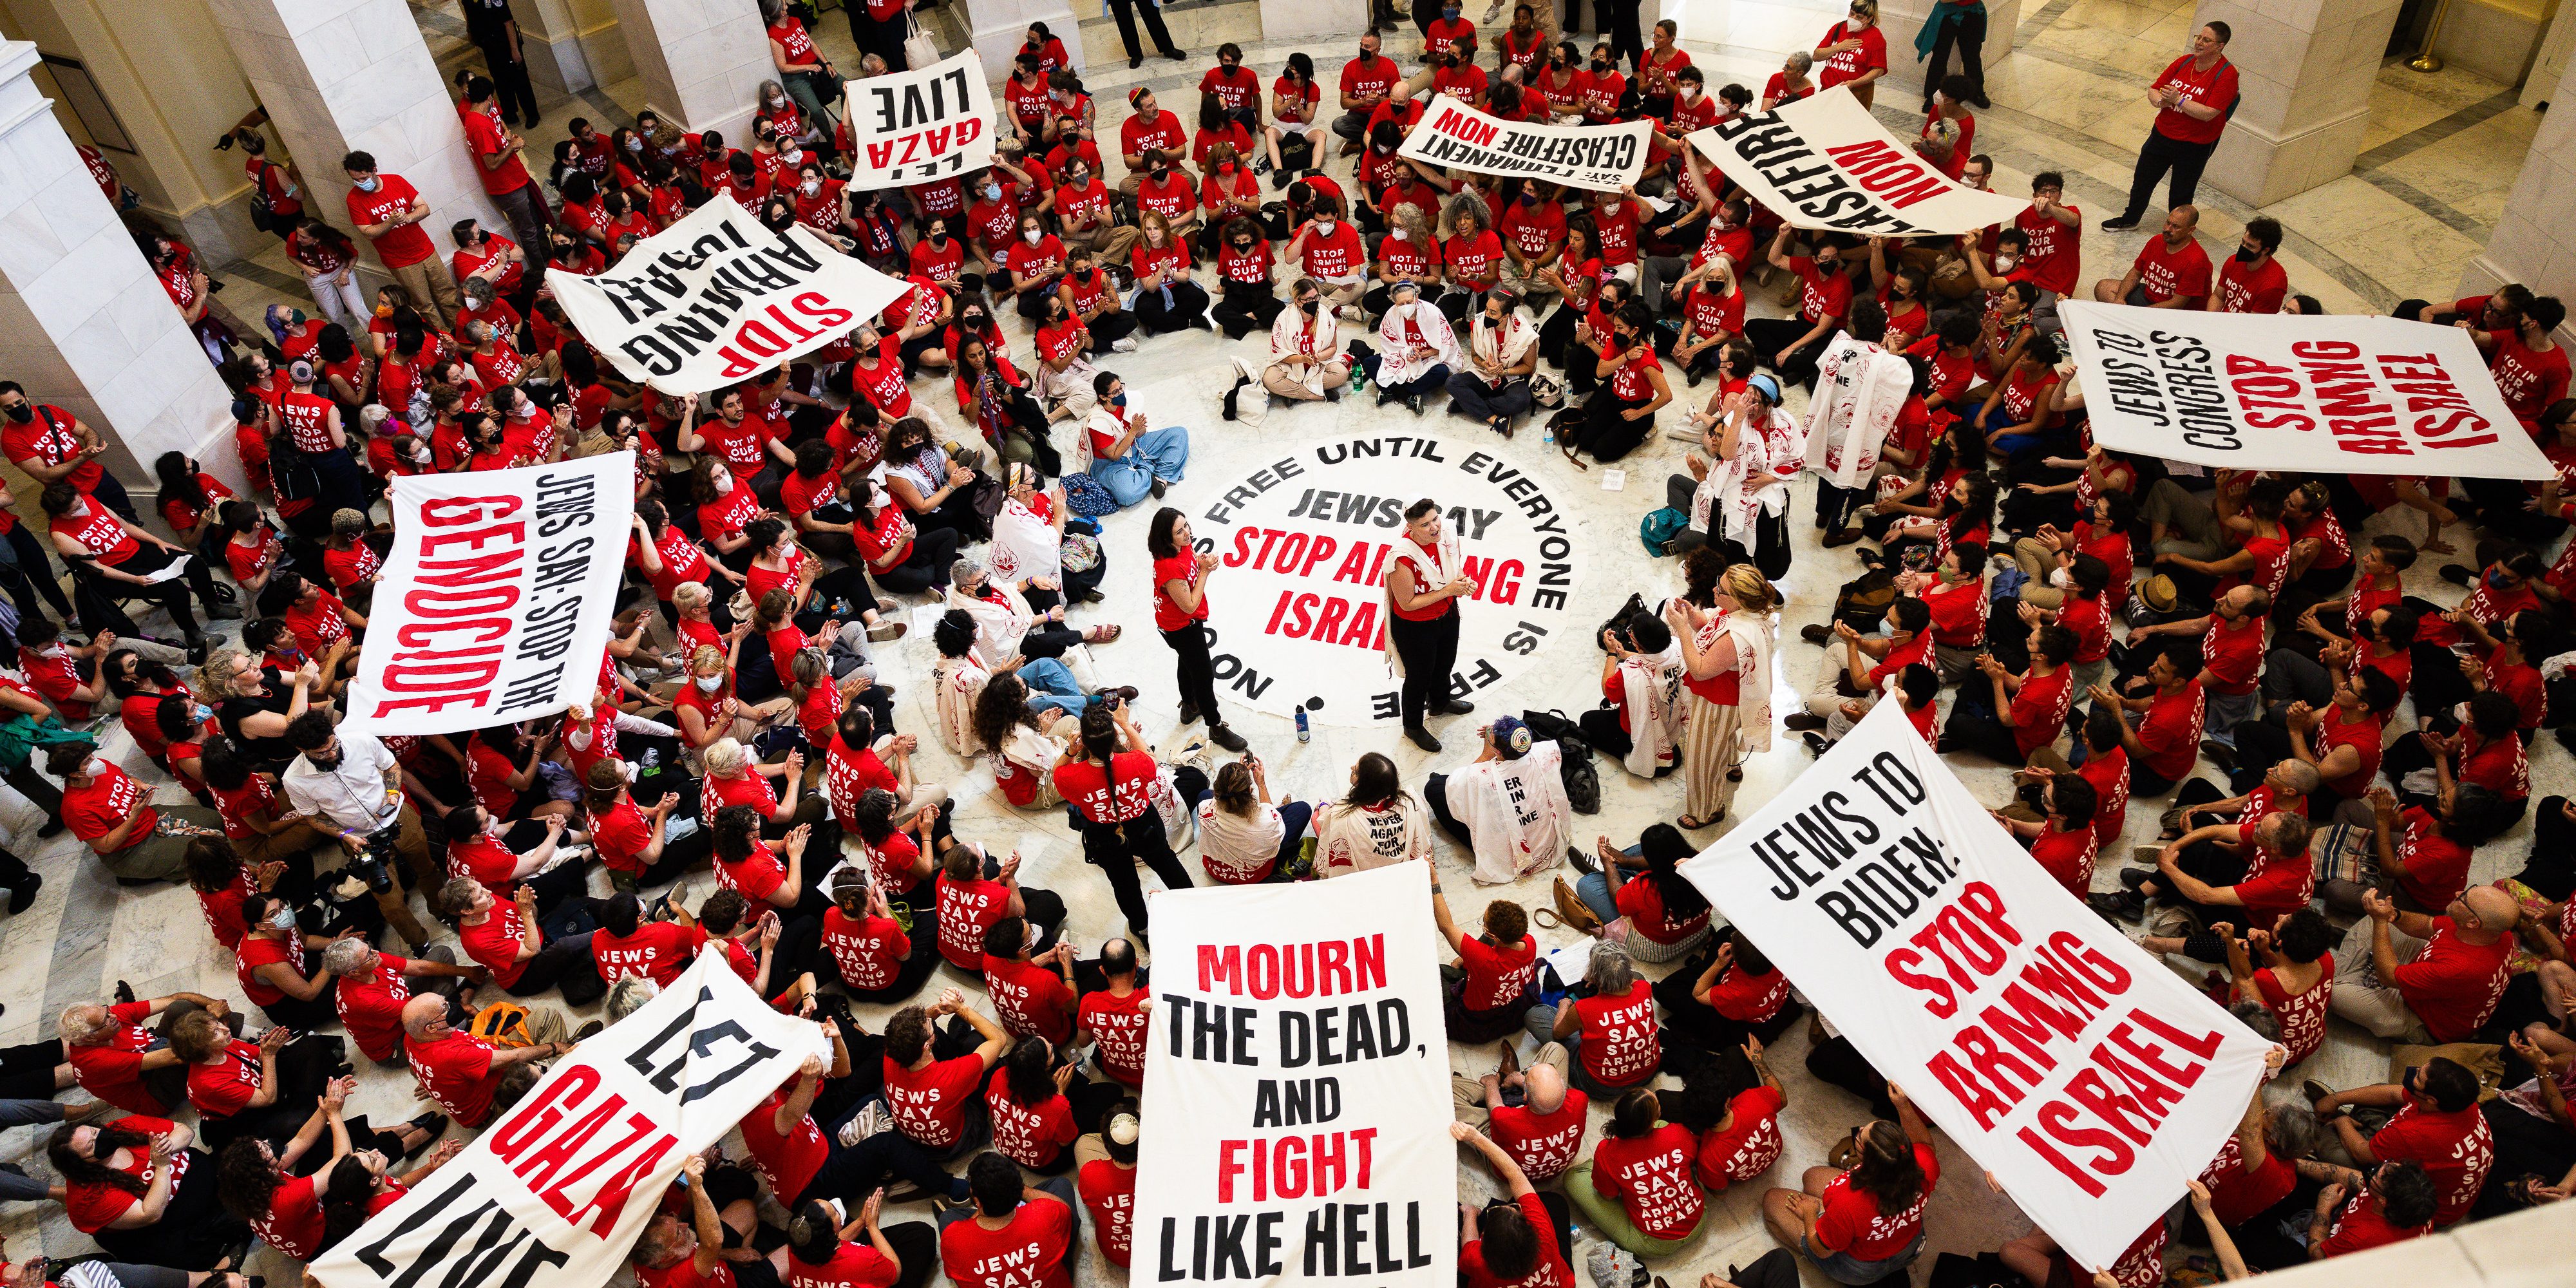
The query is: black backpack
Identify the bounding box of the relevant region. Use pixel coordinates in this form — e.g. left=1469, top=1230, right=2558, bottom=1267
left=1522, top=708, right=1600, bottom=815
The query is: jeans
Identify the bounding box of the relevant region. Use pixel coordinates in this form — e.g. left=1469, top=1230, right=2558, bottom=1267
left=1020, top=656, right=1091, bottom=719
left=1090, top=426, right=1189, bottom=507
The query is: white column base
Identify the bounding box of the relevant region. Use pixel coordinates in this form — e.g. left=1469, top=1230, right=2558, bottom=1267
left=2202, top=103, right=2369, bottom=209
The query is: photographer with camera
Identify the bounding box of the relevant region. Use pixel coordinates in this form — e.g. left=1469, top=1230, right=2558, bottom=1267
left=278, top=709, right=438, bottom=922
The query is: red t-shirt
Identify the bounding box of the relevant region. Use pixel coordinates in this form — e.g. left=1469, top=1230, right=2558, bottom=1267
left=592, top=921, right=705, bottom=987
left=336, top=956, right=417, bottom=1063
left=2392, top=808, right=2472, bottom=910
left=1080, top=987, right=1153, bottom=1085
left=1457, top=935, right=1539, bottom=1011
left=2012, top=205, right=2083, bottom=297
left=185, top=1036, right=263, bottom=1119
left=407, top=1030, right=502, bottom=1126
left=459, top=108, right=532, bottom=194
left=1077, top=1161, right=1138, bottom=1267
left=2217, top=254, right=2287, bottom=314
left=2131, top=235, right=2213, bottom=305
left=784, top=1242, right=900, bottom=1288
left=1815, top=1142, right=1938, bottom=1260
left=2369, top=1101, right=2492, bottom=1226
left=1488, top=1090, right=1589, bottom=1183
left=1694, top=1085, right=1787, bottom=1190
left=1459, top=1191, right=1577, bottom=1288
left=1588, top=1124, right=1704, bottom=1239
left=2135, top=680, right=2206, bottom=782
left=2150, top=54, right=2239, bottom=145
left=884, top=1054, right=991, bottom=1149
left=2392, top=918, right=2512, bottom=1043
left=62, top=1114, right=187, bottom=1234
left=458, top=904, right=533, bottom=990
left=346, top=175, right=434, bottom=267
left=1571, top=981, right=1658, bottom=1088
left=67, top=1001, right=162, bottom=1114
left=989, top=1079, right=1078, bottom=1170
left=741, top=1084, right=831, bottom=1204
left=820, top=907, right=910, bottom=993
left=934, top=873, right=1014, bottom=969
left=940, top=1197, right=1075, bottom=1288
left=983, top=954, right=1075, bottom=1044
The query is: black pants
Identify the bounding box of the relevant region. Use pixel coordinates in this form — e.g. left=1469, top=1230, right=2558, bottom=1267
left=850, top=6, right=909, bottom=71
left=475, top=39, right=542, bottom=125
left=1388, top=608, right=1459, bottom=728
left=0, top=524, right=72, bottom=623
left=197, top=1032, right=345, bottom=1151
left=1922, top=5, right=1988, bottom=106
left=1940, top=688, right=2025, bottom=765
left=1077, top=812, right=1196, bottom=937
left=1133, top=280, right=1210, bottom=332
left=1577, top=707, right=1633, bottom=764
left=2515, top=795, right=2576, bottom=901
left=502, top=931, right=607, bottom=1007
left=91, top=1148, right=245, bottom=1270
left=1743, top=316, right=1827, bottom=392
left=1600, top=0, right=1642, bottom=63
left=2119, top=129, right=2221, bottom=223
left=78, top=544, right=210, bottom=643
left=1805, top=1032, right=1895, bottom=1120
left=0, top=1038, right=62, bottom=1101
left=1163, top=621, right=1221, bottom=722
left=1214, top=281, right=1285, bottom=339
left=1106, top=0, right=1179, bottom=58
left=870, top=526, right=961, bottom=596
left=1815, top=479, right=1868, bottom=534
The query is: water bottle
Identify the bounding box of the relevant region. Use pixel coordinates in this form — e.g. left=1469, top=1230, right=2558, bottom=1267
left=1294, top=704, right=1311, bottom=743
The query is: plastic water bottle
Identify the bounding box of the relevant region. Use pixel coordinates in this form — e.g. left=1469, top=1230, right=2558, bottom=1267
left=1294, top=704, right=1311, bottom=743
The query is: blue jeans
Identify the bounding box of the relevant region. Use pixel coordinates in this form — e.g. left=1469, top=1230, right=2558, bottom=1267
left=1091, top=426, right=1191, bottom=507
left=1574, top=844, right=1643, bottom=923
left=1804, top=1229, right=1926, bottom=1284
left=1021, top=656, right=1090, bottom=718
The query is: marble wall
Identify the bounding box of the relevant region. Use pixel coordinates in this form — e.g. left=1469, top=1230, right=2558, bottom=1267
left=2196, top=0, right=2406, bottom=208
left=603, top=0, right=769, bottom=143
left=2462, top=40, right=2576, bottom=303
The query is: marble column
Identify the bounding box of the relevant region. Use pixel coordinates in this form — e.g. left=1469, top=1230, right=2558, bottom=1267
left=1873, top=0, right=2023, bottom=106
left=0, top=41, right=245, bottom=494
left=203, top=0, right=509, bottom=292
left=513, top=0, right=607, bottom=95
left=2193, top=0, right=2405, bottom=209
left=2460, top=50, right=2576, bottom=305
left=605, top=0, right=770, bottom=143
left=961, top=0, right=1082, bottom=79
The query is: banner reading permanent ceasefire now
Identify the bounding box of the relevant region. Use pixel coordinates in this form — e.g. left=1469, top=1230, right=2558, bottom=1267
left=1399, top=94, right=1650, bottom=191
left=1689, top=86, right=2027, bottom=236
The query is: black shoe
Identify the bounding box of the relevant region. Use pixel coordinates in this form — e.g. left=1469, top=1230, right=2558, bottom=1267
left=1178, top=701, right=1200, bottom=726
left=1685, top=367, right=1703, bottom=387
left=2555, top=726, right=2576, bottom=758
left=1223, top=375, right=1245, bottom=421
left=2200, top=739, right=2237, bottom=773
left=1799, top=623, right=1833, bottom=645
left=1130, top=55, right=1143, bottom=68
left=1435, top=698, right=1474, bottom=715
left=1150, top=478, right=1168, bottom=498
left=113, top=980, right=137, bottom=1004
left=1406, top=393, right=1425, bottom=415
left=1782, top=712, right=1827, bottom=732
left=1801, top=732, right=1833, bottom=757
left=1108, top=686, right=1141, bottom=702
left=2088, top=891, right=2146, bottom=924
left=2117, top=867, right=2156, bottom=891
left=573, top=1020, right=605, bottom=1039
left=2439, top=563, right=2476, bottom=587
left=1566, top=844, right=1598, bottom=875
left=6, top=873, right=36, bottom=915
left=1208, top=723, right=1248, bottom=752
left=1161, top=46, right=1188, bottom=61
left=1405, top=724, right=1441, bottom=752
left=1323, top=384, right=1341, bottom=402
left=2099, top=216, right=2141, bottom=232
left=1271, top=171, right=1291, bottom=190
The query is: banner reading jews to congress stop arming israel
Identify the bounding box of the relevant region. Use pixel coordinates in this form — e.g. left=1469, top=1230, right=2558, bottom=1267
left=1398, top=93, right=1651, bottom=191
left=1135, top=863, right=1454, bottom=1287
left=309, top=954, right=826, bottom=1288
left=339, top=453, right=634, bottom=737
left=547, top=194, right=914, bottom=395
left=1687, top=85, right=2027, bottom=236
left=843, top=46, right=997, bottom=190
left=1677, top=701, right=2272, bottom=1274
left=2058, top=300, right=2557, bottom=480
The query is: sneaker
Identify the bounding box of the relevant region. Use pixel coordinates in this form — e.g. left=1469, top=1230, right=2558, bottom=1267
left=2087, top=890, right=2146, bottom=924
left=2117, top=866, right=2156, bottom=891
left=840, top=1100, right=894, bottom=1145
left=663, top=815, right=701, bottom=843
left=2100, top=216, right=2141, bottom=232
left=867, top=619, right=909, bottom=642
left=1111, top=335, right=1139, bottom=353
left=1566, top=844, right=1598, bottom=875
left=1405, top=724, right=1441, bottom=752
left=1801, top=732, right=1833, bottom=757
left=2438, top=563, right=2476, bottom=587
left=1208, top=723, right=1248, bottom=752
left=1782, top=712, right=1827, bottom=732
left=573, top=1020, right=605, bottom=1040
left=1150, top=478, right=1168, bottom=498
left=1406, top=392, right=1425, bottom=415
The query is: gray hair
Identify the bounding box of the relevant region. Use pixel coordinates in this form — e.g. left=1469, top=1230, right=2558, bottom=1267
left=321, top=938, right=379, bottom=977
left=2263, top=1101, right=2324, bottom=1159
left=2273, top=761, right=2322, bottom=794
left=606, top=975, right=661, bottom=1023
left=950, top=557, right=986, bottom=588
left=57, top=1004, right=114, bottom=1045
left=1583, top=941, right=1636, bottom=996
left=2227, top=999, right=2280, bottom=1042
left=1784, top=50, right=1813, bottom=75
left=702, top=737, right=748, bottom=777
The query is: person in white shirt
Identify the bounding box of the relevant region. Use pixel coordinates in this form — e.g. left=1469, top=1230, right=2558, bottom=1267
left=1192, top=755, right=1310, bottom=884
left=279, top=707, right=439, bottom=905
left=1312, top=752, right=1434, bottom=877
left=1421, top=717, right=1571, bottom=885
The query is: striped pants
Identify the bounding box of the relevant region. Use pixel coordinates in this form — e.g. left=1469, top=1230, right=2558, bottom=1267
left=1681, top=692, right=1741, bottom=821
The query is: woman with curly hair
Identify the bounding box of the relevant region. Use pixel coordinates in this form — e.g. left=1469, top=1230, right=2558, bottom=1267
left=50, top=1115, right=245, bottom=1269
left=974, top=674, right=1081, bottom=810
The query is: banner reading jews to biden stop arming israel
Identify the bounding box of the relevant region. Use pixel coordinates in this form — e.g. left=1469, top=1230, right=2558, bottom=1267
left=843, top=47, right=998, bottom=190
left=339, top=453, right=634, bottom=738
left=547, top=194, right=914, bottom=395
left=1399, top=94, right=1651, bottom=191
left=1135, top=863, right=1454, bottom=1288
left=1687, top=85, right=2027, bottom=236
left=2058, top=300, right=2557, bottom=480
left=310, top=954, right=826, bottom=1288
left=1677, top=701, right=2272, bottom=1274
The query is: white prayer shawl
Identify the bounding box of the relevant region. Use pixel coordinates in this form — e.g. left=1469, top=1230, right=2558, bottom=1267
left=1466, top=308, right=1537, bottom=375
left=1075, top=406, right=1129, bottom=473
left=947, top=581, right=1042, bottom=663
left=1383, top=531, right=1467, bottom=676
left=1447, top=741, right=1572, bottom=884
left=1245, top=305, right=1346, bottom=397
left=992, top=724, right=1066, bottom=808
left=1036, top=351, right=1100, bottom=421
left=988, top=497, right=1061, bottom=585
left=1312, top=796, right=1435, bottom=877
left=931, top=652, right=990, bottom=755
left=1696, top=413, right=1771, bottom=541
left=1718, top=610, right=1776, bottom=754
left=1375, top=300, right=1464, bottom=387
left=1615, top=647, right=1684, bottom=778
left=1806, top=333, right=1912, bottom=488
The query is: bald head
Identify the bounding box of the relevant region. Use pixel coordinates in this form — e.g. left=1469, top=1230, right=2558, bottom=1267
left=2463, top=886, right=2519, bottom=936
left=1525, top=1061, right=1566, bottom=1114
left=401, top=994, right=449, bottom=1039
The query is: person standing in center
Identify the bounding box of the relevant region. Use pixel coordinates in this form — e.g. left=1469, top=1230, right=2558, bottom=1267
left=1388, top=498, right=1478, bottom=752
left=1146, top=508, right=1249, bottom=752
left=1668, top=564, right=1776, bottom=830
left=2102, top=22, right=2238, bottom=232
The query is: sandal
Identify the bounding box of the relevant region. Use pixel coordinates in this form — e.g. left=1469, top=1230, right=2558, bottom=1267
left=1084, top=624, right=1122, bottom=643
left=1677, top=811, right=1723, bottom=829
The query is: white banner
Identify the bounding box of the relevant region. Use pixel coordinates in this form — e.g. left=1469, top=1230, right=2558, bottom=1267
left=1677, top=702, right=2271, bottom=1274
left=842, top=47, right=997, bottom=190
left=310, top=954, right=826, bottom=1288
left=341, top=454, right=634, bottom=736
left=549, top=195, right=913, bottom=395
left=1134, top=864, right=1453, bottom=1287
left=2059, top=301, right=2556, bottom=480
left=1687, top=86, right=2027, bottom=236
left=1397, top=94, right=1650, bottom=191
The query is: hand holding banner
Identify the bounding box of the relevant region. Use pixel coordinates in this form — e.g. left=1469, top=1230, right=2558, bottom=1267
left=1134, top=864, right=1454, bottom=1286
left=1398, top=93, right=1651, bottom=191
left=547, top=195, right=913, bottom=395
left=1688, top=86, right=2027, bottom=236
left=309, top=954, right=828, bottom=1288
left=2059, top=301, right=2556, bottom=479
left=1677, top=701, right=2273, bottom=1273
left=843, top=48, right=998, bottom=190
left=340, top=453, right=634, bottom=737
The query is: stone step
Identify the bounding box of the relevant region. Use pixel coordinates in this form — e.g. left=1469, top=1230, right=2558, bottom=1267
left=1075, top=0, right=1265, bottom=69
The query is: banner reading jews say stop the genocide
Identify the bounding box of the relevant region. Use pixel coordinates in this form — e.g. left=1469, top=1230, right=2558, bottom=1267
left=339, top=453, right=634, bottom=737
left=1134, top=863, right=1454, bottom=1287
left=2058, top=301, right=2556, bottom=480
left=310, top=954, right=826, bottom=1288
left=843, top=46, right=997, bottom=189
left=548, top=194, right=913, bottom=395
left=1399, top=93, right=1651, bottom=191
left=1677, top=701, right=2272, bottom=1274
left=1688, top=85, right=2027, bottom=236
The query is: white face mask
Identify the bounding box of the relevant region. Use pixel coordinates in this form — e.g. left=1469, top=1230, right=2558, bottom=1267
left=800, top=180, right=820, bottom=196
left=714, top=474, right=734, bottom=495
left=1316, top=219, right=1336, bottom=234
left=82, top=757, right=107, bottom=779
left=696, top=675, right=723, bottom=692
left=1023, top=229, right=1042, bottom=244
left=1994, top=254, right=2018, bottom=272
left=2048, top=566, right=2073, bottom=589
left=782, top=148, right=802, bottom=164
left=268, top=907, right=297, bottom=929
left=1390, top=227, right=1408, bottom=242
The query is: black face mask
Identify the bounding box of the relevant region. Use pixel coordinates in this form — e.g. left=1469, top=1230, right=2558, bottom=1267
left=1234, top=240, right=1254, bottom=251
left=929, top=231, right=950, bottom=246
left=1300, top=299, right=1320, bottom=316
left=2, top=406, right=30, bottom=425
left=2235, top=245, right=2262, bottom=263
left=1591, top=59, right=1609, bottom=71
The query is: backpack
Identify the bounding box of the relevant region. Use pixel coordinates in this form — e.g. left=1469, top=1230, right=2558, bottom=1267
left=466, top=1001, right=537, bottom=1048
left=1639, top=506, right=1689, bottom=556
left=1523, top=709, right=1600, bottom=815
left=1060, top=471, right=1119, bottom=518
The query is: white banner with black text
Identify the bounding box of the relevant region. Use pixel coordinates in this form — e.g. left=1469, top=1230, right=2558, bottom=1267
left=843, top=47, right=998, bottom=190
left=1687, top=86, right=2027, bottom=236
left=1676, top=701, right=2272, bottom=1274
left=1133, top=863, right=1454, bottom=1287
left=339, top=453, right=634, bottom=737
left=1397, top=94, right=1651, bottom=191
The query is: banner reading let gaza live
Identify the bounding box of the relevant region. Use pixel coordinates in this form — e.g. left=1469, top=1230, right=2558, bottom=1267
left=2058, top=301, right=2557, bottom=479
left=339, top=454, right=633, bottom=737
left=1687, top=86, right=2027, bottom=236
left=1134, top=864, right=1452, bottom=1288
left=547, top=195, right=913, bottom=395
left=843, top=47, right=996, bottom=190
left=310, top=954, right=826, bottom=1288
left=1397, top=94, right=1649, bottom=191
left=1677, top=702, right=2271, bottom=1274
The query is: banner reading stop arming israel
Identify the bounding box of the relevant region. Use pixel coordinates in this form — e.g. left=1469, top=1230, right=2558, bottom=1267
left=1398, top=93, right=1651, bottom=191
left=1677, top=701, right=2272, bottom=1274
left=339, top=453, right=633, bottom=737
left=310, top=954, right=826, bottom=1288
left=1688, top=85, right=2027, bottom=235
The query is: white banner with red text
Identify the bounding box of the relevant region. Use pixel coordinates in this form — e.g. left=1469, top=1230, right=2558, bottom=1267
left=2058, top=301, right=2555, bottom=479
left=1133, top=863, right=1454, bottom=1287
left=1676, top=701, right=2272, bottom=1274
left=341, top=453, right=634, bottom=737
left=548, top=195, right=914, bottom=394
left=843, top=47, right=998, bottom=190
left=1687, top=86, right=2028, bottom=236
left=310, top=954, right=827, bottom=1288
left=1397, top=94, right=1651, bottom=191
